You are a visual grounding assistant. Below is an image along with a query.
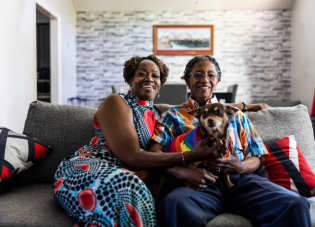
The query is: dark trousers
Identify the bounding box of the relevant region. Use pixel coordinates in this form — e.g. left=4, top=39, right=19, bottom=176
left=157, top=173, right=311, bottom=227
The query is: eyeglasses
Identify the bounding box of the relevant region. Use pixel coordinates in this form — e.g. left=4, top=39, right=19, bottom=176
left=190, top=72, right=218, bottom=81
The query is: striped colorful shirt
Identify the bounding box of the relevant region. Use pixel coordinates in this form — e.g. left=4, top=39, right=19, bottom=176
left=151, top=96, right=269, bottom=161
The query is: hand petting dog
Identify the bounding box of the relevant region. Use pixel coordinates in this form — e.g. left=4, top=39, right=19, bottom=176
left=172, top=137, right=229, bottom=191
left=203, top=140, right=245, bottom=174
left=187, top=136, right=224, bottom=161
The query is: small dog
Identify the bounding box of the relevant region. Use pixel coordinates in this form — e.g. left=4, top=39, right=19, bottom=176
left=188, top=103, right=239, bottom=188
left=150, top=103, right=238, bottom=204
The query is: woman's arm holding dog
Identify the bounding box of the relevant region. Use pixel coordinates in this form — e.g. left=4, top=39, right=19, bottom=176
left=149, top=141, right=220, bottom=190
left=203, top=141, right=260, bottom=174
left=95, top=94, right=223, bottom=170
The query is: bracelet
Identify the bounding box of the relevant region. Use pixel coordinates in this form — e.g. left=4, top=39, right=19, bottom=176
left=240, top=102, right=247, bottom=112
left=181, top=151, right=186, bottom=166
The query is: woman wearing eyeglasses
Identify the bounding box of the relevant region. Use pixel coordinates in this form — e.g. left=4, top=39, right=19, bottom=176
left=150, top=55, right=311, bottom=227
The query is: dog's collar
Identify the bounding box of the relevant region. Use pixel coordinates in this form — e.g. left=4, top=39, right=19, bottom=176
left=126, top=90, right=154, bottom=108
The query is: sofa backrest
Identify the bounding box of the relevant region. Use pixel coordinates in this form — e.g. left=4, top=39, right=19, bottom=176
left=245, top=104, right=315, bottom=172
left=20, top=102, right=315, bottom=184
left=20, top=101, right=96, bottom=183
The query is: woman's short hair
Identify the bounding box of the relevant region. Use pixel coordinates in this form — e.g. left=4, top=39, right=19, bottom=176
left=183, top=55, right=222, bottom=81
left=123, top=55, right=169, bottom=86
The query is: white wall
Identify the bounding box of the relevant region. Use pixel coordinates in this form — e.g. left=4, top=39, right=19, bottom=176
left=291, top=0, right=315, bottom=113
left=0, top=0, right=76, bottom=133
left=0, top=0, right=36, bottom=133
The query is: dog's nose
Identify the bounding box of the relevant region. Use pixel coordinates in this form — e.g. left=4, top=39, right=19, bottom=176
left=208, top=118, right=215, bottom=127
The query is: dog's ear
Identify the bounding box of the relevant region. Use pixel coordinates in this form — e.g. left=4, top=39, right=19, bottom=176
left=226, top=106, right=239, bottom=116
left=188, top=108, right=201, bottom=118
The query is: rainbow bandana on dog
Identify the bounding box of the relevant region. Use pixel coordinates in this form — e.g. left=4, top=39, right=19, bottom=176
left=163, top=126, right=230, bottom=166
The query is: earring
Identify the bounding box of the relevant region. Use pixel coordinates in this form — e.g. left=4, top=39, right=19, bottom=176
left=158, top=91, right=160, bottom=98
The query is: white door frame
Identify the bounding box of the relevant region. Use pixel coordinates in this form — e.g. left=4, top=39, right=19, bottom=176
left=35, top=1, right=62, bottom=104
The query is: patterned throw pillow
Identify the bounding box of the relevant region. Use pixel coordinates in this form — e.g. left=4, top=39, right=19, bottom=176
left=259, top=135, right=315, bottom=197
left=0, top=127, right=51, bottom=181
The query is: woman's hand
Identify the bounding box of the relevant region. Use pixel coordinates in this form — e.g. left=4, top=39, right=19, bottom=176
left=178, top=166, right=218, bottom=191
left=203, top=141, right=244, bottom=174
left=186, top=137, right=224, bottom=163
left=247, top=103, right=271, bottom=112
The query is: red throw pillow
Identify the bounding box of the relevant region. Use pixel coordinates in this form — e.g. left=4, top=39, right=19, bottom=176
left=0, top=127, right=51, bottom=181
left=262, top=135, right=315, bottom=197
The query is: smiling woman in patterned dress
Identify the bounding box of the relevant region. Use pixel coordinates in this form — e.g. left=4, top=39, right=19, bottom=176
left=53, top=55, right=225, bottom=227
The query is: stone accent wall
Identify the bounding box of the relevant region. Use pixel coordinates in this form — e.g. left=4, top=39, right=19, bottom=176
left=77, top=10, right=291, bottom=107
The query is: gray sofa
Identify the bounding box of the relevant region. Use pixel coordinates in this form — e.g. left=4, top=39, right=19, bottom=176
left=1, top=101, right=315, bottom=227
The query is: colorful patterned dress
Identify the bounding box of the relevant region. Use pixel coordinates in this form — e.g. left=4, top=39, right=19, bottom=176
left=54, top=91, right=160, bottom=227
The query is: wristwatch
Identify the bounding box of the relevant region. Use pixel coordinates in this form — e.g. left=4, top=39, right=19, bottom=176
left=240, top=102, right=247, bottom=112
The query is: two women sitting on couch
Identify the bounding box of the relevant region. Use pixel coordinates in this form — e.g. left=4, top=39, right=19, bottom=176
left=54, top=55, right=311, bottom=227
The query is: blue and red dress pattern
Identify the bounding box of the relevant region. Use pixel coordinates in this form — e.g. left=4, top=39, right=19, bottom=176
left=54, top=91, right=160, bottom=227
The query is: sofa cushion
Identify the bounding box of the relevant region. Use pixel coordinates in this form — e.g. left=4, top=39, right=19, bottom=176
left=262, top=135, right=315, bottom=197
left=0, top=183, right=76, bottom=227
left=206, top=213, right=255, bottom=227
left=0, top=177, right=18, bottom=194
left=0, top=183, right=313, bottom=227
left=0, top=127, right=51, bottom=181
left=0, top=184, right=254, bottom=227
left=0, top=184, right=256, bottom=227
left=245, top=105, right=315, bottom=172
left=21, top=101, right=96, bottom=183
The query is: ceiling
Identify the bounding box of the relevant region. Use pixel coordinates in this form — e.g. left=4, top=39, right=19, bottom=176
left=73, top=0, right=296, bottom=12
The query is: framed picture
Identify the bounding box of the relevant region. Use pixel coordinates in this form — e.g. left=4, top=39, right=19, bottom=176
left=153, top=25, right=214, bottom=55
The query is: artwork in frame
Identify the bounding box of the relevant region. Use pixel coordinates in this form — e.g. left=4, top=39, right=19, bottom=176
left=153, top=25, right=214, bottom=55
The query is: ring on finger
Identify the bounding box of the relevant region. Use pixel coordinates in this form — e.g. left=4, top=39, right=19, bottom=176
left=217, top=166, right=221, bottom=172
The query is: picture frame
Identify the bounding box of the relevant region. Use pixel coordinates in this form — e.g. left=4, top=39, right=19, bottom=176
left=153, top=25, right=214, bottom=55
